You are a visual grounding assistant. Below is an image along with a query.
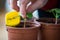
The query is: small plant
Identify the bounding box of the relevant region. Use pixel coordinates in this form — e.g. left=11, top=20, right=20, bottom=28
left=47, top=8, right=60, bottom=24
left=20, top=12, right=33, bottom=28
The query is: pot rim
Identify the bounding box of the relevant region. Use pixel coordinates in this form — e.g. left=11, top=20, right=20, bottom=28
left=6, top=21, right=40, bottom=29
left=37, top=18, right=60, bottom=25
left=7, top=26, right=39, bottom=29
left=41, top=22, right=60, bottom=25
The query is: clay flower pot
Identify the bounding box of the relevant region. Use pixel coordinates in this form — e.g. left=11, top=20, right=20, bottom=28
left=37, top=18, right=60, bottom=40
left=7, top=21, right=40, bottom=40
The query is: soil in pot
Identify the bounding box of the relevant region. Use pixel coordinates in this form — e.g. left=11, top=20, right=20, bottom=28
left=15, top=21, right=33, bottom=28
left=36, top=18, right=60, bottom=23
left=7, top=21, right=40, bottom=40
left=37, top=18, right=60, bottom=40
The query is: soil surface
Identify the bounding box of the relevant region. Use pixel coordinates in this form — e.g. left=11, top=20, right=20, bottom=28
left=36, top=18, right=60, bottom=24
left=15, top=22, right=34, bottom=28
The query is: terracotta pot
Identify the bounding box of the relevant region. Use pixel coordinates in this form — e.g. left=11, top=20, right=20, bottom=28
left=37, top=18, right=60, bottom=40
left=41, top=22, right=60, bottom=40
left=7, top=21, right=40, bottom=40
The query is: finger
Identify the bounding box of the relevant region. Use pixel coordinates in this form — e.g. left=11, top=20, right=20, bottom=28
left=19, top=0, right=30, bottom=18
left=20, top=5, right=26, bottom=18
left=27, top=0, right=46, bottom=13
left=10, top=0, right=19, bottom=11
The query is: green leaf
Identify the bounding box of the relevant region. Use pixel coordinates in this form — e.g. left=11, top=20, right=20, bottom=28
left=55, top=8, right=60, bottom=13
left=27, top=12, right=33, bottom=19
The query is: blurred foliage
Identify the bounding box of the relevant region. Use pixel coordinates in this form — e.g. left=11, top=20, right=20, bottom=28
left=47, top=8, right=60, bottom=18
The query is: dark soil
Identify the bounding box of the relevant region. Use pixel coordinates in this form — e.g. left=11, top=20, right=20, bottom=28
left=16, top=24, right=31, bottom=28
left=15, top=22, right=33, bottom=28
left=36, top=18, right=60, bottom=24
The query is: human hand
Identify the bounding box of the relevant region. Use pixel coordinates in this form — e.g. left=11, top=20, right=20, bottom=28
left=8, top=0, right=47, bottom=18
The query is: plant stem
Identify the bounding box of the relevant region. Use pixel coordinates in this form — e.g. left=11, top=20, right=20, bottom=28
left=24, top=18, right=26, bottom=28
left=55, top=13, right=58, bottom=24
left=55, top=17, right=57, bottom=24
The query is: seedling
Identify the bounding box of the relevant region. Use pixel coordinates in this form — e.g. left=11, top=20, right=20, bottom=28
left=24, top=12, right=33, bottom=28
left=48, top=8, right=60, bottom=24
